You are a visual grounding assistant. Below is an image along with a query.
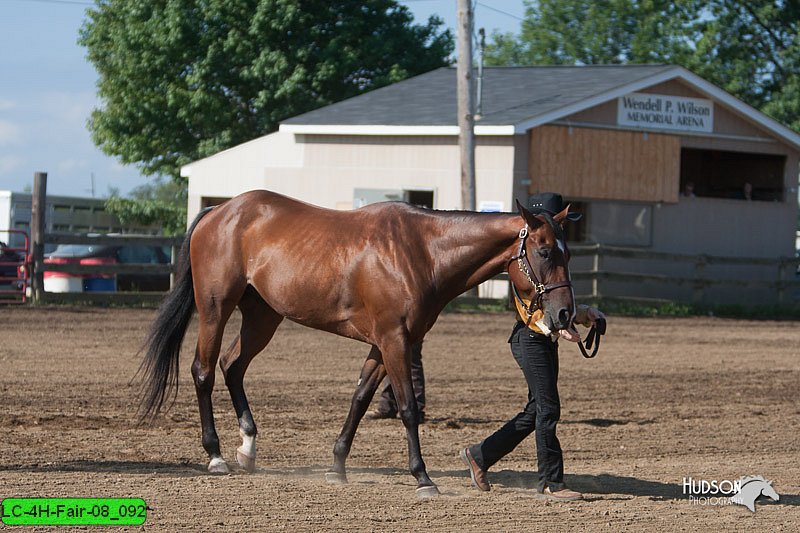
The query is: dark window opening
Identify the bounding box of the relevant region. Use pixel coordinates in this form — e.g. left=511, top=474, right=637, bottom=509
left=680, top=148, right=785, bottom=201
left=563, top=200, right=587, bottom=242
left=201, top=196, right=231, bottom=209
left=405, top=190, right=434, bottom=209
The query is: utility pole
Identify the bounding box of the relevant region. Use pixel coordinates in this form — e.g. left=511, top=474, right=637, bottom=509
left=476, top=27, right=485, bottom=117
left=457, top=0, right=476, bottom=212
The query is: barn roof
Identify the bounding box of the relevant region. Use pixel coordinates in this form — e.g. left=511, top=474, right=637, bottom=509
left=280, top=65, right=800, bottom=150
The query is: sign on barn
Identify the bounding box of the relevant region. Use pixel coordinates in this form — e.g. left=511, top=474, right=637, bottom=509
left=617, top=93, right=714, bottom=133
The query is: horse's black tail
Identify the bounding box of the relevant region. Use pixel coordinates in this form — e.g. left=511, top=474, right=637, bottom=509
left=137, top=207, right=214, bottom=420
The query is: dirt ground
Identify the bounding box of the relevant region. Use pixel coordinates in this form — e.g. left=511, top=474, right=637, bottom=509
left=1, top=306, right=798, bottom=531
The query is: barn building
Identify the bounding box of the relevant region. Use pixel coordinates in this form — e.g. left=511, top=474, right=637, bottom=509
left=181, top=65, right=800, bottom=304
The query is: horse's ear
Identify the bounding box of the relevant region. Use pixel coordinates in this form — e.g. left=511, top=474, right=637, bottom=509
left=554, top=204, right=570, bottom=223
left=554, top=203, right=582, bottom=224
left=515, top=199, right=543, bottom=228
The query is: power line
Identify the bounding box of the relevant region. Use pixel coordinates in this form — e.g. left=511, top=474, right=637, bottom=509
left=475, top=2, right=525, bottom=22
left=2, top=0, right=94, bottom=6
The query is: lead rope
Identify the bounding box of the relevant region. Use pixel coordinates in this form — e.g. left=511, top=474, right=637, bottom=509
left=576, top=326, right=600, bottom=358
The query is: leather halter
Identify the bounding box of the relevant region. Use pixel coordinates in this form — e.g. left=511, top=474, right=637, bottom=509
left=507, top=224, right=573, bottom=328
left=508, top=220, right=603, bottom=359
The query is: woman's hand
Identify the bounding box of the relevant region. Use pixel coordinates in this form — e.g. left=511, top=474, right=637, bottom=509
left=561, top=306, right=606, bottom=343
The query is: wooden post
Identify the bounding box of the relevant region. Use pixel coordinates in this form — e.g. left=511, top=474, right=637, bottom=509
left=592, top=243, right=601, bottom=300
left=692, top=255, right=707, bottom=304
left=776, top=257, right=786, bottom=306
left=457, top=0, right=475, bottom=212
left=170, top=244, right=178, bottom=290
left=30, top=172, right=47, bottom=304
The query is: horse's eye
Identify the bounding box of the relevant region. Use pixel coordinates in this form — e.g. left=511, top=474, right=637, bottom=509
left=537, top=248, right=550, bottom=260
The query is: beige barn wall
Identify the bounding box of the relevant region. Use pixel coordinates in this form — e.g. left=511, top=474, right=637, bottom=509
left=184, top=130, right=305, bottom=222
left=296, top=134, right=517, bottom=212
left=185, top=132, right=519, bottom=222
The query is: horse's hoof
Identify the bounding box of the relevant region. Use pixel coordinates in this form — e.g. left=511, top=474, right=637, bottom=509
left=207, top=457, right=230, bottom=474
left=416, top=485, right=440, bottom=499
left=325, top=471, right=348, bottom=485
left=236, top=448, right=256, bottom=473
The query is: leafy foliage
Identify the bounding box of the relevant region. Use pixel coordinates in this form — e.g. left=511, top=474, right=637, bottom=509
left=105, top=178, right=187, bottom=236
left=79, top=0, right=453, bottom=181
left=691, top=0, right=800, bottom=132
left=485, top=0, right=800, bottom=133
left=485, top=0, right=698, bottom=66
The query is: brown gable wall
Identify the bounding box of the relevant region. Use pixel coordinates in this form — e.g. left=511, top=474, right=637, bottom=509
left=562, top=79, right=775, bottom=140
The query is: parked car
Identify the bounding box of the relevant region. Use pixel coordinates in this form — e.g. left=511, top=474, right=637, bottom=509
left=45, top=244, right=172, bottom=291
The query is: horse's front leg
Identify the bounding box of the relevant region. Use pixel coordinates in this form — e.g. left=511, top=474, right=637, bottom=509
left=327, top=346, right=385, bottom=484
left=381, top=338, right=438, bottom=499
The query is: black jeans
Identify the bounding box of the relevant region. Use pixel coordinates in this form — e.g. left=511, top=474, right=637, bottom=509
left=469, top=321, right=564, bottom=492
left=376, top=342, right=425, bottom=415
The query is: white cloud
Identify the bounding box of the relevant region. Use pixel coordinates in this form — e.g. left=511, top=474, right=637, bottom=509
left=0, top=155, right=24, bottom=175
left=0, top=120, right=21, bottom=146
left=57, top=158, right=89, bottom=173
left=0, top=99, right=16, bottom=111
left=39, top=91, right=96, bottom=124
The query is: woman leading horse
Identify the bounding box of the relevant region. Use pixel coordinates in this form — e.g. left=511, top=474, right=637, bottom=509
left=139, top=189, right=579, bottom=498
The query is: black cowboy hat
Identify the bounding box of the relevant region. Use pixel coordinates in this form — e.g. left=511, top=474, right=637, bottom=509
left=528, top=192, right=582, bottom=221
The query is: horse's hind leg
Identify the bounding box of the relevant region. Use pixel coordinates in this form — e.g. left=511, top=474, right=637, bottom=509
left=220, top=288, right=283, bottom=473
left=327, top=346, right=386, bottom=484
left=192, top=294, right=240, bottom=474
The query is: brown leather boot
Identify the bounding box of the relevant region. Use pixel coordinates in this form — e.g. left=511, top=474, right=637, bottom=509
left=538, top=486, right=583, bottom=501
left=365, top=409, right=396, bottom=420
left=459, top=448, right=490, bottom=492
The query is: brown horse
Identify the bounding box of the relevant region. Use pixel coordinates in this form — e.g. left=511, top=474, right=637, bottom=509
left=140, top=189, right=577, bottom=498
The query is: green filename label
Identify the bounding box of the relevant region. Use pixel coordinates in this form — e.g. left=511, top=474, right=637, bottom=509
left=1, top=498, right=147, bottom=526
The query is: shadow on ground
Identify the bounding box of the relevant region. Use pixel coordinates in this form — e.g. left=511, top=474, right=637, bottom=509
left=3, top=461, right=797, bottom=508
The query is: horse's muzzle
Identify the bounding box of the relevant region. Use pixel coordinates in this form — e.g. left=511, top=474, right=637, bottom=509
left=544, top=307, right=572, bottom=333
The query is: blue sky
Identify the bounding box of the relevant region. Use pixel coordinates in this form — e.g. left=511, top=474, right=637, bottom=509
left=0, top=0, right=524, bottom=197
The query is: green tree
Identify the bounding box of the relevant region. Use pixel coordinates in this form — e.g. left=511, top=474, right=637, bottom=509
left=79, top=0, right=453, bottom=181
left=691, top=1, right=800, bottom=132
left=485, top=0, right=698, bottom=66
left=105, top=178, right=187, bottom=236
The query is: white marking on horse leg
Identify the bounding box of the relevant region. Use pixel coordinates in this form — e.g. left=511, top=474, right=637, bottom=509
left=208, top=456, right=229, bottom=474
left=236, top=429, right=257, bottom=472
left=238, top=429, right=256, bottom=458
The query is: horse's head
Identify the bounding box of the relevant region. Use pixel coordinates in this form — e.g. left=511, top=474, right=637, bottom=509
left=511, top=199, right=578, bottom=333
left=759, top=480, right=780, bottom=502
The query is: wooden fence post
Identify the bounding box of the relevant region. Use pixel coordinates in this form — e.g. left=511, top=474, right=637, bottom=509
left=776, top=257, right=786, bottom=305
left=591, top=243, right=601, bottom=301
left=692, top=255, right=707, bottom=304
left=170, top=244, right=178, bottom=290
left=30, top=172, right=47, bottom=304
